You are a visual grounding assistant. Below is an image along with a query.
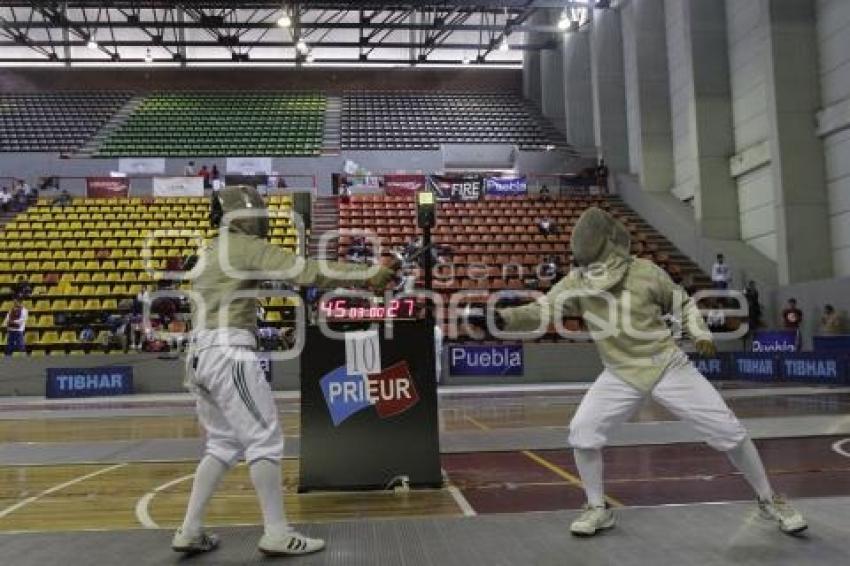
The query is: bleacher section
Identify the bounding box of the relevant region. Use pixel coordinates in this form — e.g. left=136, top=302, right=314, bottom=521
left=0, top=196, right=298, bottom=355
left=338, top=194, right=710, bottom=338
left=341, top=92, right=568, bottom=150
left=0, top=93, right=131, bottom=153
left=94, top=93, right=326, bottom=157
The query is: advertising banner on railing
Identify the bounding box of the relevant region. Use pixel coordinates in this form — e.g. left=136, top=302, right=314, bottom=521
left=152, top=176, right=205, bottom=197
left=46, top=366, right=134, bottom=399
left=780, top=353, right=847, bottom=384
left=428, top=174, right=483, bottom=202
left=751, top=330, right=798, bottom=353
left=688, top=352, right=849, bottom=384
left=485, top=176, right=528, bottom=197
left=118, top=158, right=166, bottom=175
left=813, top=335, right=850, bottom=352
left=86, top=176, right=130, bottom=198
left=448, top=344, right=524, bottom=376
left=226, top=157, right=272, bottom=175
left=384, top=174, right=427, bottom=196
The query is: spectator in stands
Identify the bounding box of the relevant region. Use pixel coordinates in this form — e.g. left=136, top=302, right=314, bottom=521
left=211, top=164, right=220, bottom=181
left=13, top=276, right=31, bottom=299
left=79, top=325, right=96, bottom=352
left=596, top=159, right=609, bottom=192
left=538, top=216, right=557, bottom=236
left=782, top=298, right=803, bottom=330
left=3, top=297, right=28, bottom=356
left=199, top=165, right=212, bottom=190
left=819, top=305, right=844, bottom=335
left=540, top=255, right=558, bottom=280
left=339, top=184, right=351, bottom=204
left=51, top=189, right=72, bottom=208
left=0, top=186, right=11, bottom=212
left=711, top=253, right=731, bottom=289
left=745, top=280, right=762, bottom=331
left=184, top=161, right=196, bottom=176
left=346, top=237, right=371, bottom=264
left=539, top=184, right=551, bottom=202
left=705, top=299, right=727, bottom=332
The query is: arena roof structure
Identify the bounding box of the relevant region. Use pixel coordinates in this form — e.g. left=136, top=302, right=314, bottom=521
left=0, top=1, right=603, bottom=67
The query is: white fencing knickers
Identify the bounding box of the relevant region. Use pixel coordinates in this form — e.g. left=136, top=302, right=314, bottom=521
left=568, top=359, right=748, bottom=452
left=186, top=331, right=283, bottom=466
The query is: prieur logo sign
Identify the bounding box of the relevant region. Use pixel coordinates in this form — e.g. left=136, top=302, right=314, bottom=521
left=319, top=361, right=419, bottom=426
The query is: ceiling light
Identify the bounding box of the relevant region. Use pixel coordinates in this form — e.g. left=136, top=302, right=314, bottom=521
left=305, top=51, right=314, bottom=63
left=86, top=37, right=98, bottom=50
left=295, top=38, right=307, bottom=53
left=557, top=13, right=571, bottom=31
left=276, top=14, right=291, bottom=28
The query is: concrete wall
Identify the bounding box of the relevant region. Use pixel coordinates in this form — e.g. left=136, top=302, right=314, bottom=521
left=0, top=343, right=605, bottom=396
left=726, top=0, right=777, bottom=261
left=665, top=0, right=696, bottom=202
left=0, top=149, right=578, bottom=196
left=817, top=0, right=850, bottom=277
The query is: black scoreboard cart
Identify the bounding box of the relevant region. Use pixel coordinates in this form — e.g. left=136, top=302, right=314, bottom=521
left=299, top=318, right=442, bottom=492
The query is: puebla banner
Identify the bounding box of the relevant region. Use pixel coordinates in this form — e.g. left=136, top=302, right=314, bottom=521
left=428, top=174, right=483, bottom=201
left=152, top=176, right=205, bottom=197
left=86, top=176, right=130, bottom=198
left=485, top=176, right=528, bottom=197
left=384, top=174, right=427, bottom=196
left=448, top=344, right=524, bottom=376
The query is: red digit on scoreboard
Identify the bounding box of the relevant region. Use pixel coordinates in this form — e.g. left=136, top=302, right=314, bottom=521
left=403, top=298, right=416, bottom=317
left=320, top=301, right=333, bottom=318
left=333, top=299, right=347, bottom=318
left=387, top=300, right=400, bottom=318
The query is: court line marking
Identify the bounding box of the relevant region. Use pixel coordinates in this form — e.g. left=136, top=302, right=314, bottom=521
left=831, top=438, right=850, bottom=459
left=0, top=463, right=127, bottom=520
left=135, top=473, right=196, bottom=529
left=441, top=468, right=477, bottom=517
left=464, top=415, right=623, bottom=508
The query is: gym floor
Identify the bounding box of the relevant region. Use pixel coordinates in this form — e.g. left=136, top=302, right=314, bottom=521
left=1, top=383, right=849, bottom=564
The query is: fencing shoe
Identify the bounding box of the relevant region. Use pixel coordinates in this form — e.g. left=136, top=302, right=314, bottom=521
left=570, top=504, right=615, bottom=536
left=258, top=530, right=326, bottom=556
left=758, top=495, right=808, bottom=534
left=171, top=528, right=220, bottom=554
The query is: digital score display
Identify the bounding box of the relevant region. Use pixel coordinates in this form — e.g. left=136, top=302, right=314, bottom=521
left=319, top=298, right=418, bottom=321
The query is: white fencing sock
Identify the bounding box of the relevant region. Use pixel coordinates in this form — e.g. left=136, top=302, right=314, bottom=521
left=573, top=448, right=605, bottom=507
left=725, top=438, right=774, bottom=500
left=249, top=458, right=290, bottom=538
left=181, top=455, right=229, bottom=536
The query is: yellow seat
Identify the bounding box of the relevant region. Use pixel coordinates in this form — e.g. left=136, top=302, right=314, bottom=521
left=265, top=311, right=282, bottom=322
left=39, top=331, right=59, bottom=345
left=84, top=299, right=100, bottom=310
left=102, top=299, right=118, bottom=309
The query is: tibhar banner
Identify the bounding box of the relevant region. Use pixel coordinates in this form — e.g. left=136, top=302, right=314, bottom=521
left=485, top=176, right=528, bottom=197
left=118, top=158, right=165, bottom=175
left=428, top=174, right=483, bottom=201
left=384, top=174, right=427, bottom=196
left=152, top=176, right=205, bottom=197
left=226, top=156, right=273, bottom=175
left=86, top=176, right=130, bottom=198
left=46, top=366, right=134, bottom=399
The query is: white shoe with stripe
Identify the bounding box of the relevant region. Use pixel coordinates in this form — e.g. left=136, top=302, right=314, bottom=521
left=171, top=529, right=220, bottom=554
left=258, top=530, right=326, bottom=556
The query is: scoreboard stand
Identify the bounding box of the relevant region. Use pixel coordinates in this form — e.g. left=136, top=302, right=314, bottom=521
left=299, top=316, right=442, bottom=492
